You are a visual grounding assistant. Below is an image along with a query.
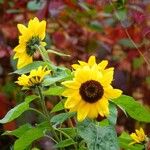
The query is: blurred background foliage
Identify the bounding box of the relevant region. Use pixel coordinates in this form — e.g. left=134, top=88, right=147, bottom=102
left=0, top=0, right=150, bottom=149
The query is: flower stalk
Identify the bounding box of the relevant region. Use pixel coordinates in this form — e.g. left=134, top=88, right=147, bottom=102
left=37, top=86, right=60, bottom=142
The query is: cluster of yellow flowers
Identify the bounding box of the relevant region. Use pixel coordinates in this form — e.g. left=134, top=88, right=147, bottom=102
left=13, top=17, right=148, bottom=146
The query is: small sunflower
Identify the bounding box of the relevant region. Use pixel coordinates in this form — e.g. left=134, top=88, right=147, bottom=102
left=130, top=128, right=147, bottom=145
left=62, top=57, right=122, bottom=121
left=14, top=17, right=46, bottom=69
left=16, top=66, right=50, bottom=87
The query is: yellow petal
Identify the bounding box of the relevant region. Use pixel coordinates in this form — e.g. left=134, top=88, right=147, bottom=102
left=62, top=80, right=80, bottom=89
left=98, top=60, right=108, bottom=70
left=72, top=64, right=80, bottom=70
left=77, top=102, right=90, bottom=121
left=104, top=86, right=122, bottom=99
left=87, top=104, right=98, bottom=118
left=14, top=44, right=26, bottom=53
left=37, top=20, right=46, bottom=40
left=96, top=97, right=109, bottom=117
left=88, top=56, right=96, bottom=66
left=100, top=70, right=114, bottom=86
left=130, top=133, right=140, bottom=143
left=62, top=89, right=78, bottom=97
left=17, top=24, right=27, bottom=34
left=74, top=66, right=91, bottom=83
left=65, top=96, right=81, bottom=109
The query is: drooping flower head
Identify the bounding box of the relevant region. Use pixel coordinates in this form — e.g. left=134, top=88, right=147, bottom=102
left=130, top=128, right=147, bottom=145
left=16, top=66, right=50, bottom=87
left=14, top=17, right=46, bottom=69
left=62, top=56, right=122, bottom=121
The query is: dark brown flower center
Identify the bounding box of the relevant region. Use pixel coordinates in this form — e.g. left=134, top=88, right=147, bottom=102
left=28, top=76, right=41, bottom=86
left=79, top=80, right=104, bottom=103
left=26, top=36, right=40, bottom=56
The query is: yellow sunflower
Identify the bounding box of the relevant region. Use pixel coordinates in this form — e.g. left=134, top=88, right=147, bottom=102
left=62, top=57, right=122, bottom=121
left=16, top=66, right=50, bottom=87
left=130, top=128, right=147, bottom=145
left=14, top=17, right=46, bottom=69
left=72, top=55, right=114, bottom=77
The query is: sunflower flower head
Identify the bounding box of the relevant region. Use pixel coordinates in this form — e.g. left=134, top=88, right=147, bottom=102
left=130, top=128, right=147, bottom=145
left=14, top=17, right=46, bottom=69
left=62, top=56, right=122, bottom=121
left=16, top=66, right=50, bottom=87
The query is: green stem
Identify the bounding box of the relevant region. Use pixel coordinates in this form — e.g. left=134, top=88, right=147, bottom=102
left=28, top=108, right=46, bottom=119
left=37, top=86, right=60, bottom=142
left=35, top=45, right=51, bottom=63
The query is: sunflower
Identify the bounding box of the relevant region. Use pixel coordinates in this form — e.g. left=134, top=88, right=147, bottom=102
left=14, top=17, right=46, bottom=69
left=16, top=66, right=50, bottom=87
left=62, top=57, right=122, bottom=121
left=130, top=128, right=147, bottom=145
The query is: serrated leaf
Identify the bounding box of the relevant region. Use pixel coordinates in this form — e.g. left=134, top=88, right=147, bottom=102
left=51, top=112, right=75, bottom=125
left=112, top=95, right=150, bottom=122
left=14, top=123, right=48, bottom=150
left=108, top=102, right=117, bottom=125
left=43, top=86, right=65, bottom=96
left=50, top=100, right=65, bottom=113
left=77, top=120, right=119, bottom=150
left=55, top=139, right=76, bottom=148
left=3, top=124, right=32, bottom=138
left=12, top=61, right=49, bottom=74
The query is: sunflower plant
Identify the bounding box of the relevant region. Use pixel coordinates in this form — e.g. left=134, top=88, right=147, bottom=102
left=1, top=17, right=150, bottom=150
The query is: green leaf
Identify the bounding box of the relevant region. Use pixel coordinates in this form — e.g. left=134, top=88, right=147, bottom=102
left=108, top=102, right=117, bottom=125
left=51, top=112, right=75, bottom=125
left=0, top=95, right=38, bottom=123
left=89, top=21, right=103, bottom=32
left=43, top=68, right=72, bottom=86
left=43, top=86, right=65, bottom=96
left=112, top=95, right=150, bottom=122
left=3, top=124, right=32, bottom=138
left=118, top=132, right=144, bottom=150
left=27, top=0, right=43, bottom=11
left=12, top=61, right=49, bottom=74
left=0, top=102, right=29, bottom=123
left=116, top=8, right=127, bottom=21
left=146, top=76, right=150, bottom=85
left=14, top=123, right=48, bottom=150
left=55, top=139, right=76, bottom=148
left=118, top=38, right=135, bottom=48
left=99, top=119, right=109, bottom=126
left=25, top=95, right=39, bottom=103
left=0, top=0, right=4, bottom=4
left=58, top=128, right=77, bottom=138
left=50, top=100, right=65, bottom=113
left=133, top=57, right=144, bottom=69
left=77, top=120, right=119, bottom=150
